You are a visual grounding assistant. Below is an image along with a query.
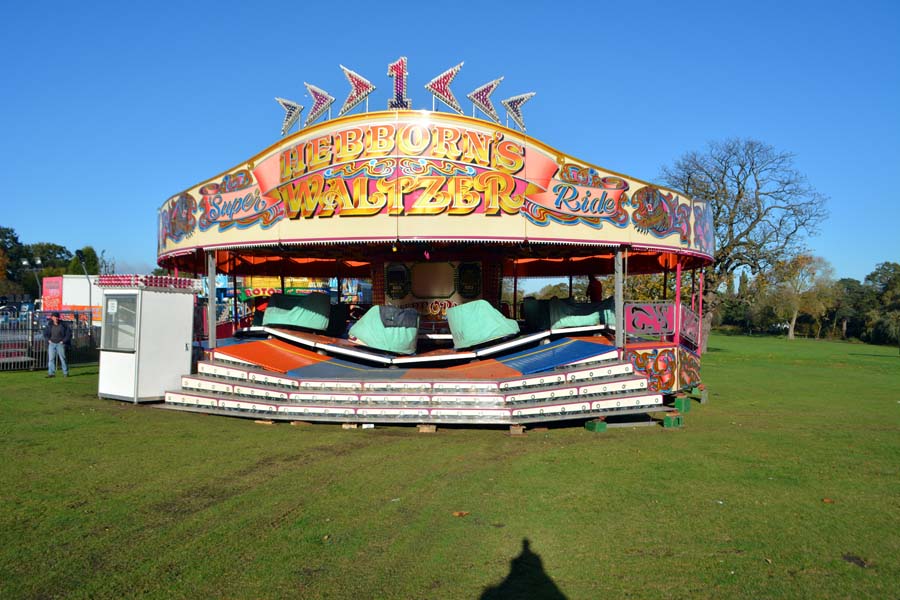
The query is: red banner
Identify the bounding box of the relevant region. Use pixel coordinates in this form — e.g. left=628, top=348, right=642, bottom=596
left=42, top=276, right=63, bottom=311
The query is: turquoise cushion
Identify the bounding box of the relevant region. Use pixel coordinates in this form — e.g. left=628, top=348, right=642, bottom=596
left=549, top=297, right=600, bottom=329
left=553, top=311, right=601, bottom=329
left=348, top=306, right=419, bottom=355
left=597, top=297, right=616, bottom=326
left=446, top=300, right=520, bottom=349
left=262, top=292, right=331, bottom=331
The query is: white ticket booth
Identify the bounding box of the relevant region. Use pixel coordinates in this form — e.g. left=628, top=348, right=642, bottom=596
left=98, top=275, right=198, bottom=403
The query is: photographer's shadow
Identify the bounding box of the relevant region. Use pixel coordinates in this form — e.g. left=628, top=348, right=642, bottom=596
left=481, top=538, right=567, bottom=599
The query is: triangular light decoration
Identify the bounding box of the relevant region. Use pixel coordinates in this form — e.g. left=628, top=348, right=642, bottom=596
left=501, top=92, right=536, bottom=131
left=275, top=97, right=303, bottom=136
left=338, top=65, right=376, bottom=116
left=425, top=62, right=464, bottom=114
left=467, top=77, right=503, bottom=123
left=303, top=83, right=335, bottom=127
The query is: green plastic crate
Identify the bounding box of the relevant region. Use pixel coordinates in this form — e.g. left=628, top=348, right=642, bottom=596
left=663, top=414, right=684, bottom=428
left=674, top=397, right=692, bottom=413
left=584, top=420, right=607, bottom=433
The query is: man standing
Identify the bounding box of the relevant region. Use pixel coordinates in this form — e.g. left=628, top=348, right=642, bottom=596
left=43, top=312, right=71, bottom=378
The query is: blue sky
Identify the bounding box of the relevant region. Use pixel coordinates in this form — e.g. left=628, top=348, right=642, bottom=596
left=1, top=0, right=897, bottom=281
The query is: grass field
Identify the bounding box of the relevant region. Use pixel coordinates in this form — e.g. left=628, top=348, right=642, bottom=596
left=1, top=334, right=898, bottom=599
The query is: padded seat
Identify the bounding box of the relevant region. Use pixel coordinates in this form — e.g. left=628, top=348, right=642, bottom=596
left=348, top=306, right=420, bottom=355
left=548, top=297, right=600, bottom=329
left=262, top=292, right=331, bottom=331
left=446, top=300, right=520, bottom=349
left=524, top=296, right=616, bottom=330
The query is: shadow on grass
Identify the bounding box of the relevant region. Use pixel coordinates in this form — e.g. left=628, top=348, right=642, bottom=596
left=481, top=538, right=566, bottom=600
left=848, top=353, right=899, bottom=358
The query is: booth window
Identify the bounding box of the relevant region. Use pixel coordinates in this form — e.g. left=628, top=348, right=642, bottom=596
left=102, top=294, right=137, bottom=351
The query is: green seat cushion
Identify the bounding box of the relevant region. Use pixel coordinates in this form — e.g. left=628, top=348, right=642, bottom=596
left=549, top=297, right=600, bottom=329
left=596, top=296, right=616, bottom=326
left=348, top=306, right=419, bottom=355
left=446, top=300, right=520, bottom=349
left=262, top=292, right=331, bottom=331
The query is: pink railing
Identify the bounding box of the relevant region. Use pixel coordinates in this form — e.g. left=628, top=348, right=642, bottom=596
left=624, top=302, right=676, bottom=338
left=679, top=304, right=701, bottom=347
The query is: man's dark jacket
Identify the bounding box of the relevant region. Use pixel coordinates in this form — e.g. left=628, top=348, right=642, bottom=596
left=43, top=320, right=72, bottom=344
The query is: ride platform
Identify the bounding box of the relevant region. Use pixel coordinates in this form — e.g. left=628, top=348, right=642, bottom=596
left=163, top=327, right=673, bottom=426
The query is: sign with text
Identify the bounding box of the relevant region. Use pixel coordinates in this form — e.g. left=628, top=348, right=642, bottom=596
left=159, top=112, right=714, bottom=264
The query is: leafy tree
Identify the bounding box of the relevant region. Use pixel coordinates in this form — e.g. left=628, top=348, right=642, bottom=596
left=500, top=278, right=525, bottom=317
left=738, top=271, right=750, bottom=297
left=828, top=278, right=874, bottom=339
left=0, top=248, right=18, bottom=299
left=805, top=271, right=837, bottom=339
left=0, top=226, right=26, bottom=283
left=763, top=255, right=833, bottom=339
left=719, top=270, right=758, bottom=332
left=863, top=262, right=900, bottom=349
left=27, top=243, right=72, bottom=269
left=660, top=139, right=828, bottom=349
left=864, top=262, right=900, bottom=294
left=68, top=246, right=100, bottom=275
left=534, top=280, right=587, bottom=300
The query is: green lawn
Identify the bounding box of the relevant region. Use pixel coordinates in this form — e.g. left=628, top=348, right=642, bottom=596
left=1, top=334, right=898, bottom=599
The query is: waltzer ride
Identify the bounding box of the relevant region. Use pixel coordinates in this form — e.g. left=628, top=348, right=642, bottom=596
left=149, top=59, right=713, bottom=431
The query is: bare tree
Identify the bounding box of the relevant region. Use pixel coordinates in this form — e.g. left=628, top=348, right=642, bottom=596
left=660, top=139, right=828, bottom=349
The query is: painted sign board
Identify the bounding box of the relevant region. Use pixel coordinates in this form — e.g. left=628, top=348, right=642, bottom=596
left=41, top=275, right=102, bottom=324
left=159, top=111, right=714, bottom=265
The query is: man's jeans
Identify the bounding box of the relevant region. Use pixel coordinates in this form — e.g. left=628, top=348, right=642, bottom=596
left=48, top=342, right=68, bottom=376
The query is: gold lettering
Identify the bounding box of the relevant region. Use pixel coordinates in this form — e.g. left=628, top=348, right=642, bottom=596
left=492, top=139, right=525, bottom=174
left=280, top=148, right=296, bottom=182
left=334, top=127, right=365, bottom=163
left=408, top=176, right=450, bottom=215
left=387, top=176, right=418, bottom=215
left=476, top=172, right=522, bottom=215
left=338, top=177, right=383, bottom=216
left=397, top=124, right=430, bottom=156
left=460, top=130, right=491, bottom=167
left=279, top=174, right=326, bottom=219
left=279, top=146, right=308, bottom=182
left=321, top=177, right=355, bottom=217
left=308, top=135, right=333, bottom=172
left=430, top=126, right=462, bottom=160
left=366, top=124, right=395, bottom=156
left=448, top=177, right=480, bottom=215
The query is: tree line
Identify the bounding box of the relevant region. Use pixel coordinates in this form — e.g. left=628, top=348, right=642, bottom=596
left=719, top=259, right=900, bottom=345
left=0, top=226, right=114, bottom=301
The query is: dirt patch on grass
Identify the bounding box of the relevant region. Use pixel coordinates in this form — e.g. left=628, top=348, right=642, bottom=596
left=841, top=554, right=871, bottom=568
left=147, top=439, right=373, bottom=520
